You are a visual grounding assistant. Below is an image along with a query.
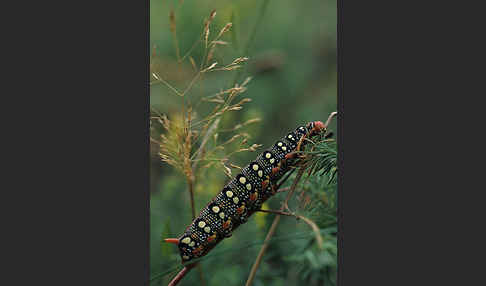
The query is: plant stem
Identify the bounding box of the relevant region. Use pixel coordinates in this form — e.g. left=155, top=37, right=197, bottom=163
left=255, top=209, right=294, bottom=217
left=186, top=177, right=196, bottom=220
left=255, top=210, right=324, bottom=249
left=245, top=211, right=281, bottom=286
left=245, top=167, right=305, bottom=286
left=186, top=176, right=206, bottom=286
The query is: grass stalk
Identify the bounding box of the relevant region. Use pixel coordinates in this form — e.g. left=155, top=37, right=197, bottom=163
left=245, top=167, right=305, bottom=286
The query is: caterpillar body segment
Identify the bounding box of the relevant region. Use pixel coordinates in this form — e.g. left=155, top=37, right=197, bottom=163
left=167, top=121, right=326, bottom=267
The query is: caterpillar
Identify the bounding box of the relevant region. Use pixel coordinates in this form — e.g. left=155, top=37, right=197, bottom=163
left=164, top=118, right=334, bottom=286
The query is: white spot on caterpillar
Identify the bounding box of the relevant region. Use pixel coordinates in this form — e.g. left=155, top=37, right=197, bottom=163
left=258, top=170, right=263, bottom=177
left=246, top=183, right=252, bottom=190
left=252, top=164, right=259, bottom=171
left=198, top=221, right=206, bottom=228
left=282, top=146, right=287, bottom=151
left=233, top=197, right=239, bottom=204
left=265, top=153, right=271, bottom=159
left=239, top=176, right=246, bottom=184
left=204, top=226, right=211, bottom=233
left=226, top=190, right=233, bottom=198
left=212, top=206, right=220, bottom=213
left=181, top=237, right=191, bottom=244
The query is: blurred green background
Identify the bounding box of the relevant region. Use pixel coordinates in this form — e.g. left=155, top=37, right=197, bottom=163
left=150, top=0, right=337, bottom=285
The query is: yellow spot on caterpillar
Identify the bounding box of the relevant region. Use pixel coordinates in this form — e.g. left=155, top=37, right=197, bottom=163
left=204, top=226, right=211, bottom=233
left=239, top=176, right=246, bottom=184
left=181, top=237, right=191, bottom=244
left=270, top=158, right=275, bottom=164
left=282, top=146, right=287, bottom=151
left=277, top=142, right=283, bottom=147
left=246, top=183, right=252, bottom=190
left=183, top=255, right=190, bottom=260
left=212, top=206, right=220, bottom=213
left=265, top=153, right=271, bottom=159
left=252, top=164, right=259, bottom=171
left=219, top=212, right=225, bottom=219
left=198, top=221, right=206, bottom=228
left=233, top=197, right=239, bottom=204
left=258, top=170, right=263, bottom=177
left=226, top=190, right=233, bottom=197
left=189, top=241, right=195, bottom=247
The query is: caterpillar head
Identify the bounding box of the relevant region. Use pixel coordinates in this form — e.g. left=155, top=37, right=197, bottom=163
left=306, top=120, right=326, bottom=136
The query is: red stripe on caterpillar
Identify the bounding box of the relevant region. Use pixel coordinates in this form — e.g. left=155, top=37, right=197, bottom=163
left=164, top=120, right=330, bottom=286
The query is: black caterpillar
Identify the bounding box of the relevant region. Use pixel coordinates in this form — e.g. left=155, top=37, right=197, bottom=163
left=165, top=120, right=328, bottom=285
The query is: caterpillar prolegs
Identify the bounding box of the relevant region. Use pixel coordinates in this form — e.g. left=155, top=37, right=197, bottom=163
left=164, top=119, right=333, bottom=285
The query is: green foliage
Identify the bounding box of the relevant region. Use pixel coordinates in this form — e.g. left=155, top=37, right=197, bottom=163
left=291, top=139, right=338, bottom=285
left=306, top=137, right=338, bottom=184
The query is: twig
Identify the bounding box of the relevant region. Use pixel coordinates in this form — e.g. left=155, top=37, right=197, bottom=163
left=179, top=37, right=202, bottom=63
left=186, top=177, right=196, bottom=220
left=182, top=72, right=202, bottom=97
left=168, top=266, right=190, bottom=286
left=245, top=167, right=305, bottom=286
left=255, top=210, right=323, bottom=249
left=192, top=118, right=220, bottom=170
left=275, top=187, right=290, bottom=193
left=255, top=209, right=294, bottom=217
left=245, top=210, right=281, bottom=286
left=151, top=73, right=183, bottom=96
left=296, top=215, right=324, bottom=249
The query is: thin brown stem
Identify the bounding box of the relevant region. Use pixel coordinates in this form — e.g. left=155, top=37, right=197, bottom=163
left=179, top=37, right=202, bottom=63
left=245, top=211, right=281, bottom=286
left=296, top=215, right=324, bottom=249
left=255, top=209, right=294, bottom=217
left=185, top=175, right=206, bottom=286
left=168, top=266, right=190, bottom=286
left=151, top=73, right=183, bottom=96
left=182, top=72, right=201, bottom=97
left=275, top=187, right=290, bottom=193
left=187, top=177, right=196, bottom=220
left=245, top=167, right=305, bottom=286
left=255, top=209, right=324, bottom=248
left=282, top=168, right=305, bottom=213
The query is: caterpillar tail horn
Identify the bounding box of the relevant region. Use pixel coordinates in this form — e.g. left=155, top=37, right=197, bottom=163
left=164, top=238, right=179, bottom=245
left=323, top=111, right=337, bottom=129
